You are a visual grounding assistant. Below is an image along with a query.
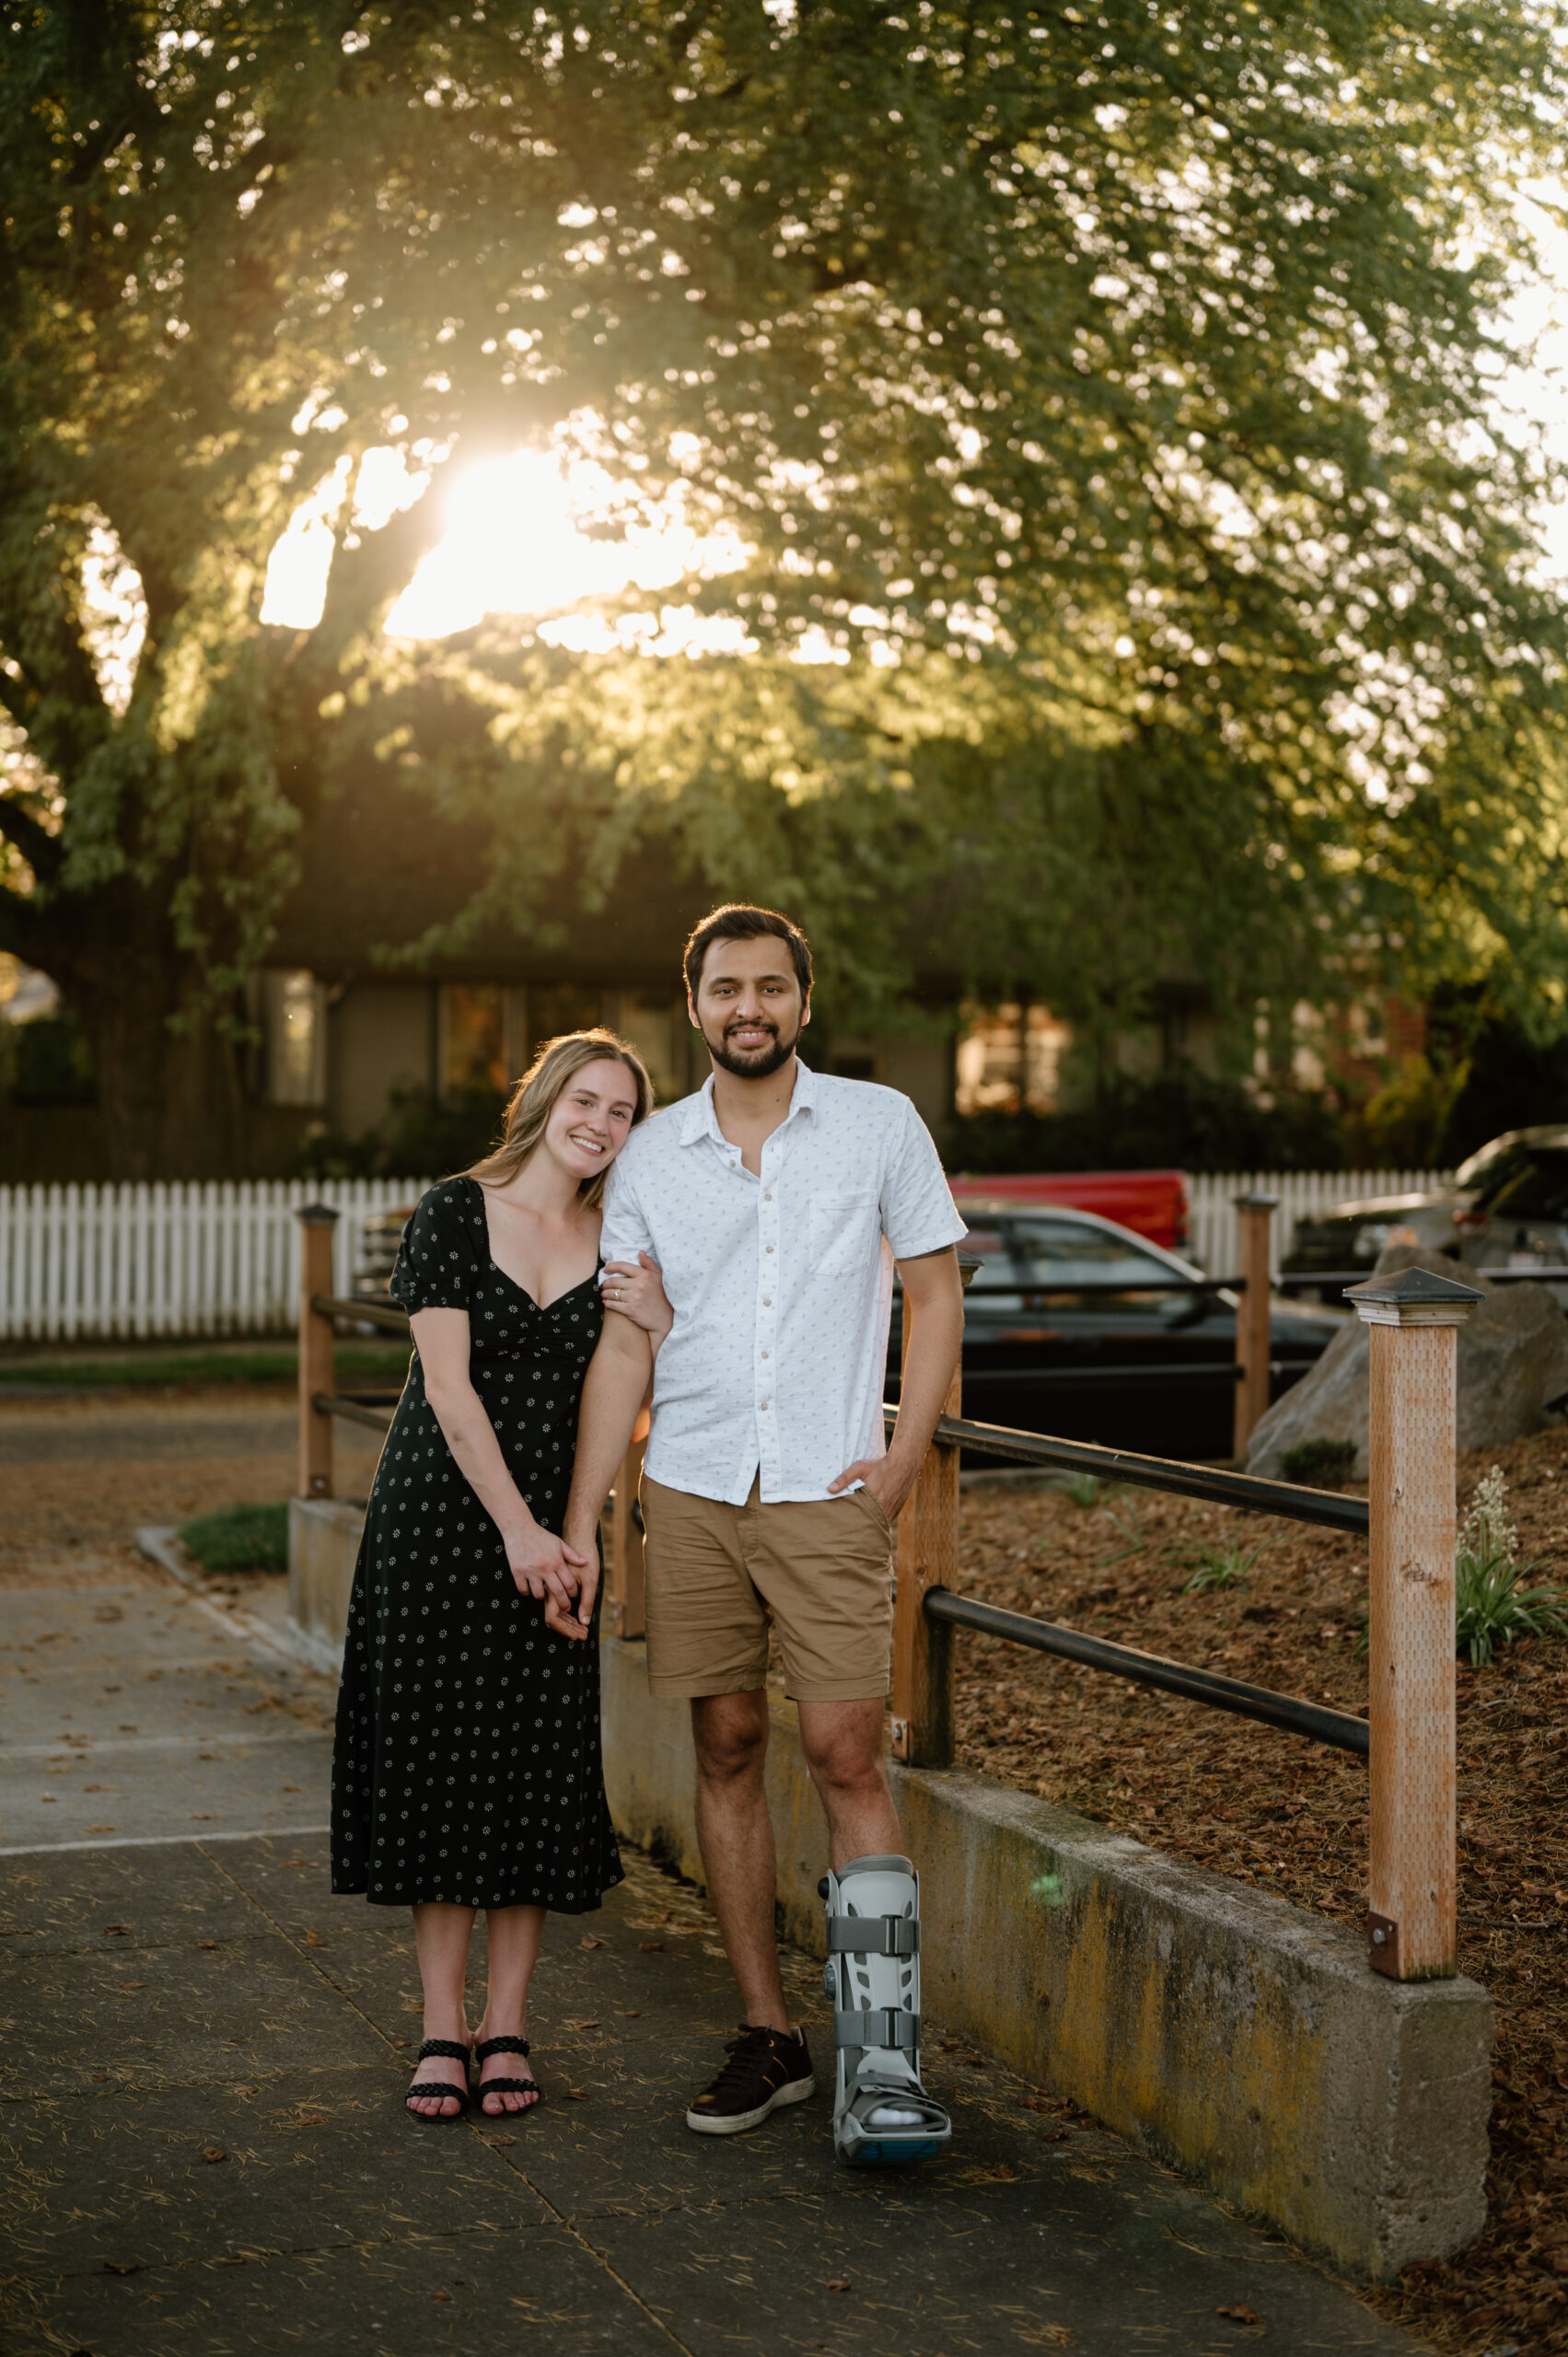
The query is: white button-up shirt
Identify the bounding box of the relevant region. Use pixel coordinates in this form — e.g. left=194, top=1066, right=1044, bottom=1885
left=599, top=1061, right=968, bottom=1504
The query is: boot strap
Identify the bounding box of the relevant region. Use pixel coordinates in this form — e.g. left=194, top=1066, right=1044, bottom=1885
left=834, top=2008, right=919, bottom=2051
left=826, top=1915, right=919, bottom=1957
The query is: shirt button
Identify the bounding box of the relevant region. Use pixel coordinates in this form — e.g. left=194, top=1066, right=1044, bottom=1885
left=761, top=1350, right=770, bottom=1360
left=762, top=1297, right=772, bottom=1306
left=764, top=1193, right=773, bottom=1202
left=766, top=1244, right=774, bottom=1253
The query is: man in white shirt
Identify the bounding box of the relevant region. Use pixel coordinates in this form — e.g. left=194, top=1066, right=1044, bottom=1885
left=559, top=903, right=967, bottom=2165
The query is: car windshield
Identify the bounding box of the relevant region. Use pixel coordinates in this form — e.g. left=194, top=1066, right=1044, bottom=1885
left=1475, top=1150, right=1568, bottom=1223
left=1005, top=1217, right=1178, bottom=1298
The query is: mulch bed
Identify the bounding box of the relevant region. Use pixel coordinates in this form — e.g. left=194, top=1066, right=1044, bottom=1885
left=950, top=1422, right=1568, bottom=2352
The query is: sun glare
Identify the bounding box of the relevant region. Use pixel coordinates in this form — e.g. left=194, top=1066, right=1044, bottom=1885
left=261, top=443, right=749, bottom=653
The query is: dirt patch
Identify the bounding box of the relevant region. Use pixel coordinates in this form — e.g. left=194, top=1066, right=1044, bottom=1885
left=0, top=1385, right=378, bottom=1559
left=952, top=1425, right=1568, bottom=2351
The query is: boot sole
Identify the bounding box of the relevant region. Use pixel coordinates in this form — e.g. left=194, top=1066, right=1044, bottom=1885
left=685, top=2073, right=816, bottom=2136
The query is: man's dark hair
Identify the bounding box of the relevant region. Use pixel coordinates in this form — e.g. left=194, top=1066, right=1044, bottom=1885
left=683, top=904, right=813, bottom=999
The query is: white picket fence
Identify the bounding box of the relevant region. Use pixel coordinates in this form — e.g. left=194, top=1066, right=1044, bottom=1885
left=0, top=1167, right=1457, bottom=1343
left=1185, top=1169, right=1452, bottom=1281
left=0, top=1178, right=432, bottom=1342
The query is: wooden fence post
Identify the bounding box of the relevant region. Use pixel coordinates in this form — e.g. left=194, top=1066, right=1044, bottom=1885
left=1349, top=1265, right=1483, bottom=1980
left=890, top=1255, right=981, bottom=1768
left=609, top=1411, right=650, bottom=1639
left=296, top=1204, right=340, bottom=1500
left=1232, top=1191, right=1278, bottom=1460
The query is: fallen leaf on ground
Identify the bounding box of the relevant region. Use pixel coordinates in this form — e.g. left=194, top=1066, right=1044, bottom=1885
left=1217, top=2305, right=1260, bottom=2325
left=202, top=2147, right=226, bottom=2164
left=565, top=2088, right=588, bottom=2100
left=102, top=2261, right=141, bottom=2275
left=580, top=1935, right=602, bottom=1948
left=827, top=2280, right=852, bottom=2293
left=637, top=1940, right=664, bottom=1952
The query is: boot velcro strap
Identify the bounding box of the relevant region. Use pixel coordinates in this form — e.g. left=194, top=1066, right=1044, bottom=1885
left=834, top=2008, right=919, bottom=2052
left=826, top=1915, right=919, bottom=1958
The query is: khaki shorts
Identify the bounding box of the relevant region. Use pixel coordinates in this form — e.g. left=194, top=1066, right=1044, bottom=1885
left=639, top=1474, right=895, bottom=1703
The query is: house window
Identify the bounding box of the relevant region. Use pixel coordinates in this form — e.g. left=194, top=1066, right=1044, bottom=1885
left=954, top=1003, right=1069, bottom=1116
left=441, top=983, right=508, bottom=1097
left=612, top=990, right=683, bottom=1108
left=261, top=970, right=327, bottom=1105
left=528, top=983, right=605, bottom=1058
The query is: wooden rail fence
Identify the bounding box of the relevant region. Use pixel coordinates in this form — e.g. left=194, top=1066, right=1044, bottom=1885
left=294, top=1200, right=1481, bottom=1983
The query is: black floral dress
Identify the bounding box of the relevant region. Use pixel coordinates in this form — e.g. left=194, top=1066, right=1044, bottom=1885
left=331, top=1176, right=623, bottom=1912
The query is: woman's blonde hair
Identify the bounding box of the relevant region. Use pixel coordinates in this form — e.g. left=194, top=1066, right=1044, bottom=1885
left=468, top=1028, right=654, bottom=1211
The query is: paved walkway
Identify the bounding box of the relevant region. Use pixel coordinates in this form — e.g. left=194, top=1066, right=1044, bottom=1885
left=0, top=1548, right=1428, bottom=2357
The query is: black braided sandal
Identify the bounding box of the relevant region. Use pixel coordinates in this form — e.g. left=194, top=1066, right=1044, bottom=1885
left=403, top=2038, right=472, bottom=2123
left=475, top=2035, right=540, bottom=2117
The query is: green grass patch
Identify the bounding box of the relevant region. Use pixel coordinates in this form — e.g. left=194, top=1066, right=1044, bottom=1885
left=0, top=1343, right=409, bottom=1392
left=1184, top=1534, right=1277, bottom=1595
left=179, top=1501, right=289, bottom=1574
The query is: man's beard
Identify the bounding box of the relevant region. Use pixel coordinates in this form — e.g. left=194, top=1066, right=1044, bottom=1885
left=705, top=1014, right=801, bottom=1080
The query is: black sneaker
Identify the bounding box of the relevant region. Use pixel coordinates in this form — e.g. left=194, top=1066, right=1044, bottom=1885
left=685, top=2025, right=815, bottom=2137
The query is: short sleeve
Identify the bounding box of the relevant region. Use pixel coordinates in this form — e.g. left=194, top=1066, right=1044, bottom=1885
left=599, top=1153, right=655, bottom=1271
left=881, top=1099, right=970, bottom=1261
left=389, top=1180, right=482, bottom=1313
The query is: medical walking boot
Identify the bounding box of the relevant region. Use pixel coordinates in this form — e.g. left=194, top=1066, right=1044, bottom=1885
left=820, top=1853, right=951, bottom=2167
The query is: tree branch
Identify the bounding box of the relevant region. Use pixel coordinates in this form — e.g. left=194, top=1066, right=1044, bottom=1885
left=0, top=792, right=64, bottom=886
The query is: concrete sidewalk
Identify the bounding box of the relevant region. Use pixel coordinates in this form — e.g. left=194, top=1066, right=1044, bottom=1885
left=0, top=1558, right=1429, bottom=2357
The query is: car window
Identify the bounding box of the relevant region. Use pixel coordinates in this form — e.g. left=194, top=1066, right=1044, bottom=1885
left=1005, top=1218, right=1175, bottom=1299
left=1458, top=1140, right=1532, bottom=1197
left=1476, top=1151, right=1568, bottom=1222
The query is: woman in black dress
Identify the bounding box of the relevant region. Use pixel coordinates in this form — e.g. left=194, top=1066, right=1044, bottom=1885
left=331, top=1029, right=670, bottom=2122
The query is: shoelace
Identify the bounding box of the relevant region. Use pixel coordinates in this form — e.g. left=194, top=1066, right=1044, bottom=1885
left=706, top=2027, right=788, bottom=2094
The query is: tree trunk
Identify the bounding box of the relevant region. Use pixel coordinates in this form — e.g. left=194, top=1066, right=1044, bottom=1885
left=39, top=872, right=249, bottom=1180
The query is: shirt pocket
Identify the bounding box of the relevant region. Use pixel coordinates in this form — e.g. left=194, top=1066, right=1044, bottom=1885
left=807, top=1190, right=882, bottom=1281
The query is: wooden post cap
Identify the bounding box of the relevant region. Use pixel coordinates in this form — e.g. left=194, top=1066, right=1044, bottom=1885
left=1346, top=1268, right=1484, bottom=1328
left=296, top=1203, right=341, bottom=1228
left=1232, top=1190, right=1280, bottom=1213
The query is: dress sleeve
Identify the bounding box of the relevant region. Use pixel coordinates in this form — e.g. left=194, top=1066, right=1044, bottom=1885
left=389, top=1181, right=481, bottom=1313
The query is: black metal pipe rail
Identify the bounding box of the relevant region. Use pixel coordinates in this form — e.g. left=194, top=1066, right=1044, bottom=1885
left=315, top=1391, right=395, bottom=1434
left=923, top=1590, right=1368, bottom=1758
left=959, top=1276, right=1242, bottom=1296
left=890, top=1403, right=1368, bottom=1535
left=1279, top=1267, right=1568, bottom=1291
left=959, top=1361, right=1246, bottom=1387
left=311, top=1293, right=411, bottom=1334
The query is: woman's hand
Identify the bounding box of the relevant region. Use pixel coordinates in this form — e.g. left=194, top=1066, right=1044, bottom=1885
left=504, top=1519, right=590, bottom=1619
left=600, top=1250, right=673, bottom=1344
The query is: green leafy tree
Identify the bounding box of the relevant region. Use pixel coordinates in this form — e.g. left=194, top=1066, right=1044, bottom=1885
left=4, top=0, right=1567, bottom=1174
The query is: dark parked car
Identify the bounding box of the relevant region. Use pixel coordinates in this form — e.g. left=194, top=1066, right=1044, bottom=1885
left=891, top=1199, right=1338, bottom=1460
left=1283, top=1128, right=1568, bottom=1299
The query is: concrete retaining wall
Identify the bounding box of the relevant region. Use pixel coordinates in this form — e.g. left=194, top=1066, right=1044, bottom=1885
left=290, top=1496, right=1493, bottom=2280
left=287, top=1497, right=363, bottom=1677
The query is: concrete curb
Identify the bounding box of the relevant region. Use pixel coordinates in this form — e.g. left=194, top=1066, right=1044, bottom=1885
left=288, top=1496, right=1493, bottom=2280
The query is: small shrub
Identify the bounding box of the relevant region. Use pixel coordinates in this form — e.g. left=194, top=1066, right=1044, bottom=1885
left=179, top=1502, right=288, bottom=1574
left=1060, top=1472, right=1103, bottom=1509
left=1453, top=1467, right=1568, bottom=1667
left=1278, top=1437, right=1359, bottom=1491
left=1184, top=1535, right=1276, bottom=1595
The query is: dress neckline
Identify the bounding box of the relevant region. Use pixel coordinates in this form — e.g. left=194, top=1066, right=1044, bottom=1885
left=462, top=1176, right=600, bottom=1314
